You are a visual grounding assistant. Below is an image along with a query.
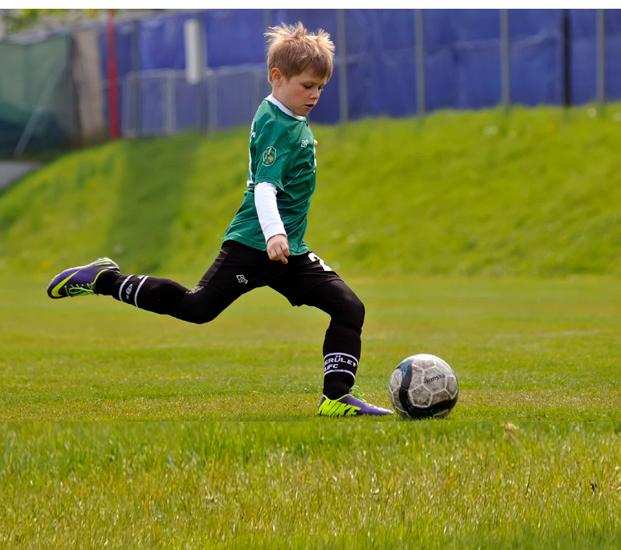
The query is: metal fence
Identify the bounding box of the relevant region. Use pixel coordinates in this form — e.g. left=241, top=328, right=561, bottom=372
left=110, top=65, right=270, bottom=137
left=2, top=9, right=621, bottom=152
left=101, top=9, right=620, bottom=139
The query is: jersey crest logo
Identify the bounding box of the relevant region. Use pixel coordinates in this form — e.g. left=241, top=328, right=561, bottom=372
left=301, top=139, right=309, bottom=148
left=262, top=146, right=276, bottom=166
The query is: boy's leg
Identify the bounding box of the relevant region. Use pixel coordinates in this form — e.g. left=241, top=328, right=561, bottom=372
left=269, top=252, right=392, bottom=416
left=47, top=243, right=253, bottom=324
left=95, top=270, right=239, bottom=324
left=302, top=279, right=391, bottom=416
left=301, top=279, right=364, bottom=399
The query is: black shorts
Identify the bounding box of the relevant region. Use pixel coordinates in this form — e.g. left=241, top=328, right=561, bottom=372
left=198, top=240, right=343, bottom=306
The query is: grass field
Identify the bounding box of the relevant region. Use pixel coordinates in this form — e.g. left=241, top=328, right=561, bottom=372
left=1, top=275, right=619, bottom=547
left=1, top=105, right=620, bottom=546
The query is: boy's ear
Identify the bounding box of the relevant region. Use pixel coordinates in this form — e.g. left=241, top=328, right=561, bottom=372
left=270, top=67, right=283, bottom=84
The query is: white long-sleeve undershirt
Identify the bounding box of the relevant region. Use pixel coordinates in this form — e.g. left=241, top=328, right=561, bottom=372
left=254, top=181, right=286, bottom=243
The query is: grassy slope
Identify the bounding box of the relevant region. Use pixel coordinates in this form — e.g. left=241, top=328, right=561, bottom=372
left=1, top=104, right=621, bottom=279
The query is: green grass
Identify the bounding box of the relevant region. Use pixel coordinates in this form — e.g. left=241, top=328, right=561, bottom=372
left=1, top=105, right=620, bottom=546
left=0, top=276, right=619, bottom=547
left=1, top=104, right=621, bottom=277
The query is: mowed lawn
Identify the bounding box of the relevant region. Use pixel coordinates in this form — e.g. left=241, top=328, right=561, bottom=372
left=0, top=276, right=619, bottom=548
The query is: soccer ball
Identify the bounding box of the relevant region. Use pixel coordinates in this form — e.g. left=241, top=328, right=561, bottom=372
left=388, top=354, right=459, bottom=419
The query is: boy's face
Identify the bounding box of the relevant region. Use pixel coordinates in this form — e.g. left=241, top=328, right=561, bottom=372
left=271, top=68, right=327, bottom=117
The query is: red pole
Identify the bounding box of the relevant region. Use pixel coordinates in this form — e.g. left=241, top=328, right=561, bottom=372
left=106, top=9, right=120, bottom=139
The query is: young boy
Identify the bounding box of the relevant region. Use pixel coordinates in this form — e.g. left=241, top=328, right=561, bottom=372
left=47, top=22, right=392, bottom=417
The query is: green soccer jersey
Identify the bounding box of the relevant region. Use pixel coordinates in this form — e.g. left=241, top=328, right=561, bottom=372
left=223, top=96, right=317, bottom=255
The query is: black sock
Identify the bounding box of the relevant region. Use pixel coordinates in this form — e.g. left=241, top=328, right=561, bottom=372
left=323, top=352, right=359, bottom=399
left=96, top=271, right=189, bottom=314
left=94, top=270, right=121, bottom=295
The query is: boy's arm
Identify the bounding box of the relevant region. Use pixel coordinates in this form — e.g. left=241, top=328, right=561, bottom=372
left=254, top=182, right=290, bottom=264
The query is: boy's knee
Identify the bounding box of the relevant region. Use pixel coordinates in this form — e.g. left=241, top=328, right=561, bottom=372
left=175, top=286, right=233, bottom=325
left=331, top=284, right=364, bottom=329
left=177, top=298, right=221, bottom=325
left=180, top=308, right=217, bottom=325
left=345, top=292, right=365, bottom=328
left=305, top=279, right=365, bottom=329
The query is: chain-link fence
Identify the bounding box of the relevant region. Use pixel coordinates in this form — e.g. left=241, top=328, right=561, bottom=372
left=2, top=9, right=621, bottom=155
left=112, top=65, right=271, bottom=137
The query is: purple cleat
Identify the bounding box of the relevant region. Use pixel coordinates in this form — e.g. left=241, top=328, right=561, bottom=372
left=317, top=393, right=393, bottom=417
left=47, top=257, right=119, bottom=299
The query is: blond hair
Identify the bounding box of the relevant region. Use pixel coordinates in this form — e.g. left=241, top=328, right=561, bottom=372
left=265, top=22, right=335, bottom=83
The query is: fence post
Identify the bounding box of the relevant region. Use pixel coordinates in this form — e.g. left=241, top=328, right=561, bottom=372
left=500, top=9, right=511, bottom=110
left=255, top=69, right=266, bottom=110
left=106, top=9, right=120, bottom=139
left=415, top=9, right=426, bottom=118
left=165, top=71, right=176, bottom=134
left=264, top=9, right=273, bottom=30
left=208, top=71, right=218, bottom=131
left=262, top=5, right=272, bottom=120
left=121, top=74, right=130, bottom=137
left=561, top=9, right=572, bottom=109
left=337, top=9, right=349, bottom=123
left=184, top=17, right=207, bottom=132
left=596, top=9, right=606, bottom=113
left=131, top=19, right=141, bottom=136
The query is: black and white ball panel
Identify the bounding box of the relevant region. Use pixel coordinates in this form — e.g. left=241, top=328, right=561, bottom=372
left=388, top=354, right=459, bottom=419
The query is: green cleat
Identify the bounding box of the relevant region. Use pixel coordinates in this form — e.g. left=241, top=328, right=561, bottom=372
left=317, top=393, right=393, bottom=417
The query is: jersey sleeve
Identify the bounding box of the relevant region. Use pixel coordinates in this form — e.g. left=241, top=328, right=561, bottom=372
left=253, top=119, right=292, bottom=191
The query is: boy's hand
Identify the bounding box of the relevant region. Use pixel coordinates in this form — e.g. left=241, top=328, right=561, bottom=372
left=267, top=234, right=290, bottom=264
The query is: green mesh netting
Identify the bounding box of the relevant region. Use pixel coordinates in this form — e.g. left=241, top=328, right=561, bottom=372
left=0, top=35, right=76, bottom=156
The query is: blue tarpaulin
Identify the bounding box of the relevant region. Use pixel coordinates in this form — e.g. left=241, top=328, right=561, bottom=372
left=96, top=9, right=621, bottom=136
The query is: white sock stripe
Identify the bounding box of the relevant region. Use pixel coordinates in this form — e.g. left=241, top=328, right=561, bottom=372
left=134, top=275, right=149, bottom=307
left=324, top=352, right=359, bottom=364
left=323, top=369, right=356, bottom=380
left=118, top=276, right=131, bottom=302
